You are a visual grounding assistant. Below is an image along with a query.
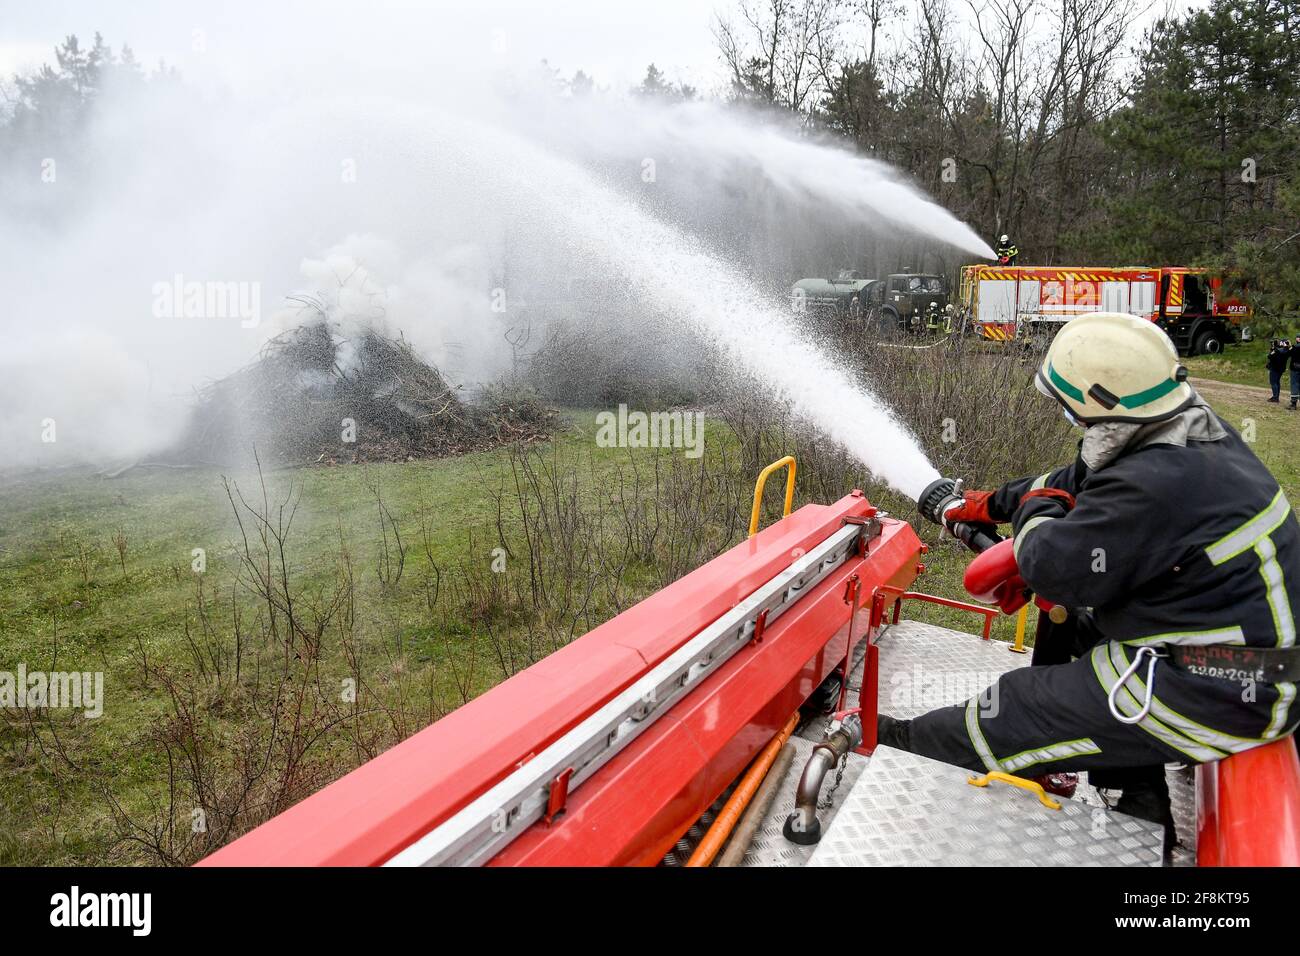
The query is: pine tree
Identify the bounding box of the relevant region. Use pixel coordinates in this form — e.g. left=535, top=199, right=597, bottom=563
left=1087, top=0, right=1300, bottom=325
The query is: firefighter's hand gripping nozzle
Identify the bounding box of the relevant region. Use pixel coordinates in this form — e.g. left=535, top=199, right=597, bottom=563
left=917, top=476, right=1002, bottom=554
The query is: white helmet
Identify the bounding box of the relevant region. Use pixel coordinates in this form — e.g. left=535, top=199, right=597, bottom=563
left=999, top=234, right=1009, bottom=244
left=1036, top=312, right=1193, bottom=425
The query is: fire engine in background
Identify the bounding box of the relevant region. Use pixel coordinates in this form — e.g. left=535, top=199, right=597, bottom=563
left=958, top=265, right=1249, bottom=356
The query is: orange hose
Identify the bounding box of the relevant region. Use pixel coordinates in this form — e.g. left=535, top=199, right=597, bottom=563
left=685, top=712, right=800, bottom=867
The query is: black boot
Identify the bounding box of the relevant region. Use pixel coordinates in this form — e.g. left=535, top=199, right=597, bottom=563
left=1115, top=777, right=1176, bottom=862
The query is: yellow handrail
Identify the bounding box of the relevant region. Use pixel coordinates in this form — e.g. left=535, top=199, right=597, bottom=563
left=1011, top=604, right=1029, bottom=654
left=749, top=456, right=797, bottom=538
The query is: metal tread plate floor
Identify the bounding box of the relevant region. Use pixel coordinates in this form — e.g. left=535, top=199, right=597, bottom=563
left=746, top=619, right=1193, bottom=866
left=738, top=735, right=871, bottom=867
left=807, top=745, right=1164, bottom=867
left=872, top=620, right=1196, bottom=866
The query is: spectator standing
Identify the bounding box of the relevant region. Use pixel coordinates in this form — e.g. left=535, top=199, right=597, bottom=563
left=1291, top=336, right=1300, bottom=410
left=1267, top=338, right=1290, bottom=402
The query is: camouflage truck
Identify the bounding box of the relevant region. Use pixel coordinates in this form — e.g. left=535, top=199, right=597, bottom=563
left=863, top=273, right=951, bottom=333
left=790, top=270, right=877, bottom=321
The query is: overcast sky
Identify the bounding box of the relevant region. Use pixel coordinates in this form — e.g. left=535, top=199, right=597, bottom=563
left=0, top=0, right=725, bottom=93
left=1, top=0, right=1202, bottom=97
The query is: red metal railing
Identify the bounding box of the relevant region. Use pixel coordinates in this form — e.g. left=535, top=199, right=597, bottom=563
left=890, top=591, right=998, bottom=640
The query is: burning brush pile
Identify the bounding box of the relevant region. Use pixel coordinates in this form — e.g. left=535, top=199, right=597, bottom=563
left=176, top=319, right=553, bottom=467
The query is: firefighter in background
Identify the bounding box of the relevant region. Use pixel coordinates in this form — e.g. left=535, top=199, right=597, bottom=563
left=1267, top=339, right=1290, bottom=403
left=995, top=234, right=1018, bottom=265
left=879, top=312, right=1300, bottom=854
left=1290, top=335, right=1300, bottom=410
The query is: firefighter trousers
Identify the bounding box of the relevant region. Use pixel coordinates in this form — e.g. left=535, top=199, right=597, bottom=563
left=879, top=647, right=1186, bottom=779
left=881, top=607, right=1298, bottom=779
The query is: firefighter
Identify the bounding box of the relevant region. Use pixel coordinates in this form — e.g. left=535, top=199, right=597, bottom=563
left=995, top=234, right=1018, bottom=265
left=1290, top=335, right=1300, bottom=410
left=1267, top=339, right=1290, bottom=403
left=879, top=312, right=1300, bottom=854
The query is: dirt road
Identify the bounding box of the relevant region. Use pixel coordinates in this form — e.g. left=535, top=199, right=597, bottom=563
left=1192, top=377, right=1273, bottom=403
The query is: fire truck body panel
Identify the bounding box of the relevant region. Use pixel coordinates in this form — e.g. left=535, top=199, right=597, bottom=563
left=197, top=473, right=1300, bottom=868
left=959, top=265, right=1247, bottom=354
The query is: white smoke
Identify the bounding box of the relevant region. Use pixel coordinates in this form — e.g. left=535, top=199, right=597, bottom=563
left=263, top=236, right=507, bottom=381
left=0, top=32, right=986, bottom=489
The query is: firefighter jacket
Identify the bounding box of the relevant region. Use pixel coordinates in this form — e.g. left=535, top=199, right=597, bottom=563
left=1267, top=345, right=1291, bottom=373
left=983, top=403, right=1299, bottom=748
left=986, top=406, right=1299, bottom=653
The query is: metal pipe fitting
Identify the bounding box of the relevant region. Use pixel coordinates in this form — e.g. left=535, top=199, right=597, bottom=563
left=782, top=715, right=863, bottom=846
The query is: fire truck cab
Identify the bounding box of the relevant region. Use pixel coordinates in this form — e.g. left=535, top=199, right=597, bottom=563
left=958, top=265, right=1248, bottom=355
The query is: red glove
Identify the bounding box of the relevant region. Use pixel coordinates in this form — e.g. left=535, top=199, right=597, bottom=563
left=945, top=490, right=996, bottom=525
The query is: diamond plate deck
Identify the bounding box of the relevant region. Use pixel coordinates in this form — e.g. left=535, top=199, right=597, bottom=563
left=755, top=620, right=1194, bottom=866
left=1071, top=766, right=1197, bottom=867
left=737, top=735, right=870, bottom=867
left=807, top=745, right=1165, bottom=867
left=870, top=621, right=1195, bottom=864
left=875, top=620, right=1030, bottom=718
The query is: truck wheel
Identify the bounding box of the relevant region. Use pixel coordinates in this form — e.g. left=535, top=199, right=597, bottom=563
left=881, top=309, right=900, bottom=334
left=1193, top=328, right=1226, bottom=356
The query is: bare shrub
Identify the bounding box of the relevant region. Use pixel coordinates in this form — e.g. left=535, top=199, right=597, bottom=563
left=718, top=332, right=1073, bottom=513
left=525, top=318, right=716, bottom=409
left=364, top=468, right=406, bottom=592
left=111, top=527, right=128, bottom=578
left=95, top=461, right=369, bottom=865
left=851, top=336, right=1075, bottom=488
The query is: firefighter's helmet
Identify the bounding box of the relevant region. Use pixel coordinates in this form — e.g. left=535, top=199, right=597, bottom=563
left=999, top=234, right=1009, bottom=244
left=1035, top=312, right=1193, bottom=425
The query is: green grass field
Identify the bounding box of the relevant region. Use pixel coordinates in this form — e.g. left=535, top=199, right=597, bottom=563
left=1, top=412, right=715, bottom=864
left=1, top=371, right=1295, bottom=865
left=1185, top=336, right=1275, bottom=388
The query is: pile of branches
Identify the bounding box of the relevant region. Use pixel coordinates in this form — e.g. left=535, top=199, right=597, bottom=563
left=176, top=319, right=553, bottom=466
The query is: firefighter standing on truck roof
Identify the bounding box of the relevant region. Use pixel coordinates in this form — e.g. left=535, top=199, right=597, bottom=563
left=995, top=234, right=1018, bottom=265
left=878, top=312, right=1300, bottom=858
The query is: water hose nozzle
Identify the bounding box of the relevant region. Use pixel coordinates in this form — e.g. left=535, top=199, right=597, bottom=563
left=917, top=476, right=963, bottom=526
left=917, top=476, right=1002, bottom=554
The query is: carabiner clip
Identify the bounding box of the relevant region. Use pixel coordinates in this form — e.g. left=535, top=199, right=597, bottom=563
left=1107, top=645, right=1165, bottom=725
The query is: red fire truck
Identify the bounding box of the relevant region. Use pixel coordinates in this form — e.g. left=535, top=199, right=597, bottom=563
left=958, top=265, right=1249, bottom=355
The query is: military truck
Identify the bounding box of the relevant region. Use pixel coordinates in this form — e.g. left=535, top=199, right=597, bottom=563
left=863, top=273, right=951, bottom=332
left=790, top=270, right=876, bottom=321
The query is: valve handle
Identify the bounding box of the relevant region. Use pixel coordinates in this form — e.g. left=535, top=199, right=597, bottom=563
left=964, top=538, right=1065, bottom=619
left=967, top=770, right=1062, bottom=810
